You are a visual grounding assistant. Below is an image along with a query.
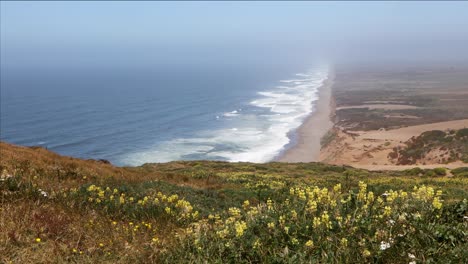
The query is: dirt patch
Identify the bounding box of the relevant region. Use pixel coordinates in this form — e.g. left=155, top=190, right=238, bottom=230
left=383, top=114, right=421, bottom=119
left=320, top=119, right=468, bottom=167
left=336, top=104, right=421, bottom=110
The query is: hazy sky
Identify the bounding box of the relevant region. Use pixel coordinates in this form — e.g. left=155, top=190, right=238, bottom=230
left=2, top=1, right=468, bottom=67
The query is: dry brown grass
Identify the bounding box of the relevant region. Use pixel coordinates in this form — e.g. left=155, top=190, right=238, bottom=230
left=1, top=141, right=467, bottom=263
left=0, top=142, right=228, bottom=191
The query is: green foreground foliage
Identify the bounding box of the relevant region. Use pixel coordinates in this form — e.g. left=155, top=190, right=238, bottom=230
left=1, top=147, right=467, bottom=263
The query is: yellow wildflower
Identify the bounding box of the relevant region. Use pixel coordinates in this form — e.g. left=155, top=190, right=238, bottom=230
left=291, top=210, right=298, bottom=220
left=228, top=207, right=241, bottom=217
left=234, top=221, right=247, bottom=237
left=307, top=200, right=317, bottom=212
left=333, top=183, right=342, bottom=193
left=291, top=238, right=299, bottom=245
left=253, top=239, right=262, bottom=249
left=192, top=211, right=199, bottom=219
left=279, top=215, right=286, bottom=225
left=383, top=206, right=392, bottom=216
left=357, top=181, right=367, bottom=201
left=340, top=238, right=348, bottom=247
left=267, top=198, right=273, bottom=210
left=432, top=197, right=443, bottom=210
left=168, top=194, right=178, bottom=203
left=313, top=217, right=321, bottom=228
left=321, top=211, right=332, bottom=229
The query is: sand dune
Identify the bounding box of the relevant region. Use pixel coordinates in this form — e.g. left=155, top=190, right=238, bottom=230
left=320, top=119, right=468, bottom=169
left=362, top=119, right=468, bottom=142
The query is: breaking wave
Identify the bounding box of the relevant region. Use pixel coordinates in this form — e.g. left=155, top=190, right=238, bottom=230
left=122, top=66, right=328, bottom=165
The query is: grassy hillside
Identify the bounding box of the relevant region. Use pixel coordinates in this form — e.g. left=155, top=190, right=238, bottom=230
left=1, top=142, right=467, bottom=263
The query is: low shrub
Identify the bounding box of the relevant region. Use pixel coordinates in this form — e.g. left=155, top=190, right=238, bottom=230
left=433, top=167, right=447, bottom=176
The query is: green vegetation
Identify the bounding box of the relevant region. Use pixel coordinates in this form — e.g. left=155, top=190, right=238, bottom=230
left=451, top=167, right=468, bottom=178
left=433, top=167, right=447, bottom=176
left=389, top=129, right=468, bottom=165
left=333, top=67, right=468, bottom=131
left=320, top=129, right=337, bottom=148
left=1, top=142, right=467, bottom=263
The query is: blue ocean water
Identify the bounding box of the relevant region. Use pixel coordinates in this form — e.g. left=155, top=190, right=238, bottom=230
left=1, top=61, right=327, bottom=166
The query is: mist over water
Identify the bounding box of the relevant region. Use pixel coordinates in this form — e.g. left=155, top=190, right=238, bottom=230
left=1, top=57, right=327, bottom=165
left=123, top=66, right=327, bottom=165
left=1, top=2, right=468, bottom=165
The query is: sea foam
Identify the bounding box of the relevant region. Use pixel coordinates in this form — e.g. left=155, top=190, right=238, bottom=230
left=122, top=66, right=328, bottom=165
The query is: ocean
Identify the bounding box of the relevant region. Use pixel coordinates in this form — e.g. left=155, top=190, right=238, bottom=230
left=1, top=61, right=327, bottom=166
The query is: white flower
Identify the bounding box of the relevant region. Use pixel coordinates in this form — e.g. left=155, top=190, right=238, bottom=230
left=0, top=173, right=13, bottom=181
left=380, top=241, right=391, bottom=250
left=38, top=189, right=48, bottom=197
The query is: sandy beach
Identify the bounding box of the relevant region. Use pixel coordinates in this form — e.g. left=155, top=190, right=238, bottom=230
left=279, top=65, right=468, bottom=168
left=277, top=73, right=334, bottom=162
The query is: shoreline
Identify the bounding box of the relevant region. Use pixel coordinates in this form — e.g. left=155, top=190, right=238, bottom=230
left=276, top=71, right=334, bottom=162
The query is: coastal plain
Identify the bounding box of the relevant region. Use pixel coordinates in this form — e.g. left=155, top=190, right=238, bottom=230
left=281, top=65, right=468, bottom=170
